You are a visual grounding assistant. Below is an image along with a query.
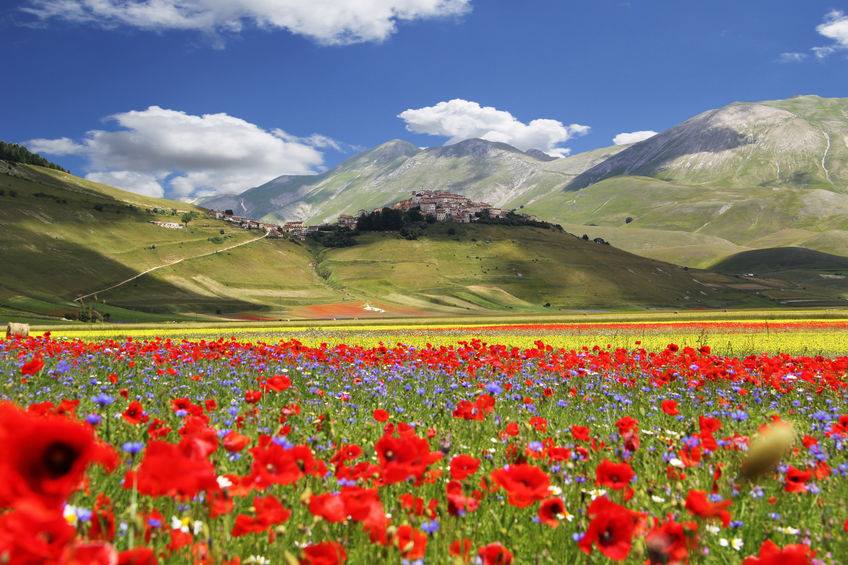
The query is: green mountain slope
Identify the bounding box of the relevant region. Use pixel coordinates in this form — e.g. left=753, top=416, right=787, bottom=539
left=199, top=96, right=848, bottom=268
left=0, top=162, right=340, bottom=323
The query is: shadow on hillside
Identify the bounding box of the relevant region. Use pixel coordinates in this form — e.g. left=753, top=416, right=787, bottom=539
left=0, top=225, right=266, bottom=319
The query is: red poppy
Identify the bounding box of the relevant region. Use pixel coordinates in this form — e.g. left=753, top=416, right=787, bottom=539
left=263, top=374, right=292, bottom=392
left=301, top=541, right=347, bottom=564
left=88, top=494, right=115, bottom=542
left=450, top=538, right=473, bottom=562
left=222, top=431, right=250, bottom=453
left=645, top=517, right=698, bottom=565
left=248, top=442, right=326, bottom=487
left=490, top=463, right=550, bottom=508
left=578, top=496, right=643, bottom=561
left=122, top=401, right=149, bottom=425
left=784, top=466, right=812, bottom=493
left=232, top=496, right=291, bottom=537
left=571, top=425, right=590, bottom=441
left=129, top=440, right=217, bottom=499
left=595, top=459, right=635, bottom=492
left=661, top=400, right=679, bottom=416
left=0, top=402, right=116, bottom=508
left=374, top=429, right=441, bottom=484
left=477, top=542, right=513, bottom=565
left=118, top=547, right=158, bottom=565
left=0, top=501, right=76, bottom=563
left=20, top=356, right=45, bottom=376
left=60, top=542, right=118, bottom=565
left=372, top=409, right=389, bottom=422
left=684, top=490, right=731, bottom=527
left=394, top=525, right=427, bottom=560
left=741, top=540, right=814, bottom=565
left=450, top=454, right=481, bottom=480
left=538, top=497, right=566, bottom=528
left=309, top=493, right=347, bottom=523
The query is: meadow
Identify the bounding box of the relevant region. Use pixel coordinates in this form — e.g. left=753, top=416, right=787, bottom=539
left=1, top=312, right=847, bottom=563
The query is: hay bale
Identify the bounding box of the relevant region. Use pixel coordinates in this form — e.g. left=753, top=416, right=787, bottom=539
left=5, top=323, right=29, bottom=339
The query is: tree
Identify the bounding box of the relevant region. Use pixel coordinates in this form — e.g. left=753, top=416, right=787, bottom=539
left=181, top=211, right=198, bottom=226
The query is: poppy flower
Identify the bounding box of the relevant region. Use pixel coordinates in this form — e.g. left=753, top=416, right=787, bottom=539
left=684, top=490, right=731, bottom=527
left=263, top=374, right=292, bottom=392
left=450, top=538, right=473, bottom=561
left=645, top=517, right=698, bottom=565
left=478, top=542, right=513, bottom=565
left=129, top=440, right=217, bottom=499
left=394, top=525, right=427, bottom=560
left=537, top=497, right=566, bottom=528
left=374, top=430, right=441, bottom=484
left=595, top=459, right=635, bottom=491
left=741, top=540, right=813, bottom=564
left=372, top=409, right=389, bottom=422
left=490, top=464, right=550, bottom=508
left=0, top=402, right=116, bottom=508
left=784, top=466, right=812, bottom=493
left=578, top=496, right=643, bottom=561
left=118, top=547, right=158, bottom=565
left=571, top=425, right=591, bottom=441
left=232, top=496, right=291, bottom=537
left=0, top=500, right=76, bottom=563
left=661, top=400, right=679, bottom=416
left=60, top=542, right=118, bottom=565
left=222, top=431, right=250, bottom=453
left=301, top=541, right=347, bottom=565
left=20, top=356, right=45, bottom=376
left=122, top=401, right=149, bottom=425
left=450, top=454, right=481, bottom=481
left=309, top=493, right=347, bottom=523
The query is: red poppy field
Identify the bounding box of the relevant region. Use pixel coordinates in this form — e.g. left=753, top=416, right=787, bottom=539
left=2, top=333, right=848, bottom=564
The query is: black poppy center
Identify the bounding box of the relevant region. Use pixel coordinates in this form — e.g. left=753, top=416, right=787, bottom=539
left=42, top=441, right=79, bottom=478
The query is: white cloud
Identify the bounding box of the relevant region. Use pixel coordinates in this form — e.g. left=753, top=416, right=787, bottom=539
left=26, top=106, right=339, bottom=199
left=26, top=137, right=85, bottom=155
left=398, top=99, right=590, bottom=158
left=21, top=0, right=471, bottom=45
left=86, top=171, right=165, bottom=199
left=612, top=130, right=658, bottom=146
left=817, top=10, right=848, bottom=51
left=777, top=52, right=807, bottom=63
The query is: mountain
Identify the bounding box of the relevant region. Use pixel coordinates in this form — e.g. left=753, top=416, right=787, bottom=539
left=201, top=138, right=627, bottom=224
left=569, top=96, right=848, bottom=190
left=5, top=160, right=817, bottom=323
left=202, top=95, right=848, bottom=268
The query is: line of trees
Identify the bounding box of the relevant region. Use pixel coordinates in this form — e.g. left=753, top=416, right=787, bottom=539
left=0, top=141, right=68, bottom=172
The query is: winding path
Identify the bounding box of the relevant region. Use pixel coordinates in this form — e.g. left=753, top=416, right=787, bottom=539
left=74, top=229, right=270, bottom=302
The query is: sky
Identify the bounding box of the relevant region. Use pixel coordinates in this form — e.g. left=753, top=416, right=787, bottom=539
left=1, top=0, right=847, bottom=200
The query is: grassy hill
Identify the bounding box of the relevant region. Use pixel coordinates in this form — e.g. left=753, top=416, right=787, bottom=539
left=0, top=162, right=340, bottom=323
left=4, top=162, right=843, bottom=324
left=522, top=175, right=848, bottom=268
left=316, top=223, right=781, bottom=313
left=710, top=248, right=848, bottom=306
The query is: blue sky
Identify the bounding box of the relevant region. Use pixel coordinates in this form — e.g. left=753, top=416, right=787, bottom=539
left=1, top=0, right=846, bottom=199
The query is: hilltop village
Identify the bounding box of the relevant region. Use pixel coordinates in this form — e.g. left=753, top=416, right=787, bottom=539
left=209, top=190, right=528, bottom=240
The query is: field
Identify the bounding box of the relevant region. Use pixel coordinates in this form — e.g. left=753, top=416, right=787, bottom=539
left=0, top=312, right=846, bottom=563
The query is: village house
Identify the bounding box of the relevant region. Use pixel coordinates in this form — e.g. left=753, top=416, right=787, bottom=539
left=337, top=214, right=358, bottom=230
left=392, top=190, right=505, bottom=223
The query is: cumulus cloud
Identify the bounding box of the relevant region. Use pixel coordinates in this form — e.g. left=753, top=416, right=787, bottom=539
left=26, top=106, right=340, bottom=199
left=612, top=130, right=658, bottom=146
left=816, top=10, right=848, bottom=53
left=86, top=171, right=166, bottom=199
left=398, top=99, right=590, bottom=158
left=21, top=0, right=471, bottom=45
